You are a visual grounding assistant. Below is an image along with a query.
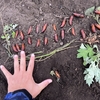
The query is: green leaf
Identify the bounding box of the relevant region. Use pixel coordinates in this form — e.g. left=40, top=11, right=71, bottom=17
left=95, top=68, right=100, bottom=83
left=1, top=35, right=6, bottom=39
left=80, top=43, right=86, bottom=49
left=77, top=43, right=100, bottom=86
left=83, top=57, right=91, bottom=66
left=12, top=31, right=16, bottom=38
left=77, top=44, right=95, bottom=59
left=85, top=44, right=95, bottom=57
left=3, top=24, right=18, bottom=34
left=84, top=74, right=94, bottom=87
left=84, top=61, right=100, bottom=86
left=85, top=6, right=95, bottom=16
left=84, top=62, right=96, bottom=86
left=50, top=71, right=55, bottom=76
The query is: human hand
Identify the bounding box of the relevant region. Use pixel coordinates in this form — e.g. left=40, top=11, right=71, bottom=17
left=0, top=51, right=52, bottom=98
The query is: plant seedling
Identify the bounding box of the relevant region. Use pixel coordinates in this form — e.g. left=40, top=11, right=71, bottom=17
left=50, top=70, right=60, bottom=82
left=1, top=24, right=18, bottom=40
left=77, top=43, right=100, bottom=86
left=1, top=24, right=18, bottom=56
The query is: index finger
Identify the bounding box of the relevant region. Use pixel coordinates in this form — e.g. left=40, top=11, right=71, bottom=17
left=20, top=51, right=26, bottom=72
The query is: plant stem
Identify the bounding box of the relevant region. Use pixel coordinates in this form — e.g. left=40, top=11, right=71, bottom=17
left=26, top=39, right=76, bottom=61
left=26, top=51, right=43, bottom=57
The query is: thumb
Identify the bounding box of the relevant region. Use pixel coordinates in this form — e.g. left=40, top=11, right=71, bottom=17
left=38, top=79, right=52, bottom=91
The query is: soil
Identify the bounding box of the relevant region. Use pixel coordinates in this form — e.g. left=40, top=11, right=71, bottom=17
left=0, top=0, right=100, bottom=100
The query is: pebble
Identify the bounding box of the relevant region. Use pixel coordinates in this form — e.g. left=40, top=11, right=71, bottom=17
left=60, top=42, right=63, bottom=46
left=27, top=6, right=30, bottom=9
left=49, top=3, right=52, bottom=7
left=22, top=4, right=25, bottom=7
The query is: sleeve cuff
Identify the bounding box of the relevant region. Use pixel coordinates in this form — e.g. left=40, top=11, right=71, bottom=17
left=13, top=89, right=33, bottom=99
left=5, top=89, right=34, bottom=100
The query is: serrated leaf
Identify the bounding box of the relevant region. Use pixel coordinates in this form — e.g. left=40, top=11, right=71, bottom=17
left=80, top=43, right=86, bottom=49
left=84, top=75, right=94, bottom=87
left=83, top=57, right=91, bottom=66
left=84, top=65, right=95, bottom=86
left=77, top=43, right=100, bottom=86
left=77, top=44, right=95, bottom=59
left=95, top=68, right=100, bottom=83
left=83, top=56, right=98, bottom=66
left=84, top=61, right=100, bottom=86
left=85, top=6, right=95, bottom=16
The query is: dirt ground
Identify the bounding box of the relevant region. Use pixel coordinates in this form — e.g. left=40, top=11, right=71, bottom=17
left=0, top=0, right=100, bottom=100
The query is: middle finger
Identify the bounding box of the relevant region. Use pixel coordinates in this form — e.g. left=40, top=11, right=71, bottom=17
left=20, top=51, right=26, bottom=72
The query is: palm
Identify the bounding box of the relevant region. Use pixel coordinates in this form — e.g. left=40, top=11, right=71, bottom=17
left=0, top=51, right=52, bottom=98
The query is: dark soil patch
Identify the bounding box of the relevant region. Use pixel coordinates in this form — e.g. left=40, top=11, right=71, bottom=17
left=0, top=0, right=100, bottom=100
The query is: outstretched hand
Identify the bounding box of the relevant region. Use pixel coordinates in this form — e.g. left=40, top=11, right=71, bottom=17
left=0, top=51, right=52, bottom=98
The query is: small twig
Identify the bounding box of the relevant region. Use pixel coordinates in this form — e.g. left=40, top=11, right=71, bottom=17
left=35, top=45, right=79, bottom=62
left=35, top=53, right=54, bottom=62
left=56, top=45, right=79, bottom=52
left=54, top=14, right=69, bottom=19
left=75, top=40, right=82, bottom=43
left=26, top=51, right=43, bottom=58
left=35, top=50, right=56, bottom=59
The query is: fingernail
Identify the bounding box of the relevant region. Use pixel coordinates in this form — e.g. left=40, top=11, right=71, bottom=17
left=13, top=55, right=18, bottom=59
left=0, top=65, right=3, bottom=69
left=31, top=53, right=35, bottom=57
left=21, top=51, right=25, bottom=54
left=48, top=79, right=52, bottom=83
left=14, top=55, right=18, bottom=58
